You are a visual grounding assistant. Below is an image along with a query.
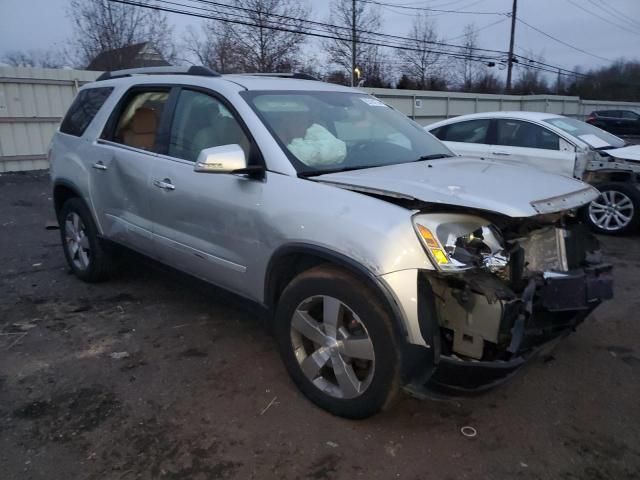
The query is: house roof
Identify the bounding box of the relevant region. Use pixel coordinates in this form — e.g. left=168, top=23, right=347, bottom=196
left=86, top=42, right=170, bottom=71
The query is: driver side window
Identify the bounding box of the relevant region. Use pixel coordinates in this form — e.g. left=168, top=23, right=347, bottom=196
left=496, top=119, right=560, bottom=150
left=168, top=89, right=250, bottom=162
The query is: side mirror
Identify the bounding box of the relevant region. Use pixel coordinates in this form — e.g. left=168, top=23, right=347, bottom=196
left=194, top=144, right=248, bottom=173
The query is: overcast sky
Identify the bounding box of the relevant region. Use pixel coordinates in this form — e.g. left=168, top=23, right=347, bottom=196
left=1, top=0, right=639, bottom=77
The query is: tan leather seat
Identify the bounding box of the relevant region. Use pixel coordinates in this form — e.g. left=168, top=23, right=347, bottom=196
left=123, top=107, right=158, bottom=150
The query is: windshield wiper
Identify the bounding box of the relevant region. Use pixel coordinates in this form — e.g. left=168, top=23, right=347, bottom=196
left=413, top=153, right=455, bottom=161
left=299, top=165, right=371, bottom=177
left=300, top=154, right=455, bottom=177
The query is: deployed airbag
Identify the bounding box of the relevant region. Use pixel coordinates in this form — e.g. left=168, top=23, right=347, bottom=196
left=288, top=124, right=347, bottom=166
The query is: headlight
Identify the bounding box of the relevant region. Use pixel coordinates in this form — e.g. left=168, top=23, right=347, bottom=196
left=413, top=213, right=509, bottom=272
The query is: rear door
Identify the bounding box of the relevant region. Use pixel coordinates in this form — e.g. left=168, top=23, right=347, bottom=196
left=430, top=119, right=492, bottom=158
left=92, top=86, right=171, bottom=254
left=487, top=119, right=577, bottom=178
left=148, top=87, right=263, bottom=296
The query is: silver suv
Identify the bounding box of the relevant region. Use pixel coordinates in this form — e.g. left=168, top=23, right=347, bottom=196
left=50, top=67, right=613, bottom=418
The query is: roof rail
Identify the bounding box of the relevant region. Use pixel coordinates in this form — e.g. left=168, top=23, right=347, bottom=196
left=96, top=66, right=220, bottom=81
left=239, top=72, right=319, bottom=81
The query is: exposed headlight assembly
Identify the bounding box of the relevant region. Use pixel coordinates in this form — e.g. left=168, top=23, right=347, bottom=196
left=413, top=213, right=509, bottom=272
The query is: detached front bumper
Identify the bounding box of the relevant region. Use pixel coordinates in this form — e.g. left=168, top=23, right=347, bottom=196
left=401, top=264, right=613, bottom=395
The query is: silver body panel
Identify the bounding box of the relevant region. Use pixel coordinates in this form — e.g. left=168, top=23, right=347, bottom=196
left=49, top=75, right=599, bottom=347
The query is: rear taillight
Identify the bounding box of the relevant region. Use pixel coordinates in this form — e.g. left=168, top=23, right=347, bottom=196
left=586, top=115, right=596, bottom=122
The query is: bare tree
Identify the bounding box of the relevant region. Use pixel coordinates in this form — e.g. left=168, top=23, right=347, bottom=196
left=183, top=21, right=242, bottom=73
left=2, top=49, right=68, bottom=68
left=213, top=0, right=309, bottom=73
left=323, top=0, right=389, bottom=86
left=397, top=15, right=442, bottom=90
left=68, top=0, right=175, bottom=68
left=454, top=24, right=483, bottom=91
left=512, top=51, right=549, bottom=94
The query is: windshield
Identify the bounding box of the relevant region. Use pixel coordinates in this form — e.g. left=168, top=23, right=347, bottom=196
left=241, top=90, right=453, bottom=175
left=543, top=117, right=625, bottom=149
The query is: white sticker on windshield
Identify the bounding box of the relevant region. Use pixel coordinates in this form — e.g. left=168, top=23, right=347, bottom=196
left=578, top=134, right=611, bottom=148
left=360, top=97, right=387, bottom=107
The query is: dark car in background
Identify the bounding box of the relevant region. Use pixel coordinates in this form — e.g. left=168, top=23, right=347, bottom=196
left=586, top=110, right=640, bottom=136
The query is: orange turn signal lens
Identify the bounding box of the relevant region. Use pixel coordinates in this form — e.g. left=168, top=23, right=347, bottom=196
left=416, top=224, right=439, bottom=248
left=416, top=224, right=450, bottom=265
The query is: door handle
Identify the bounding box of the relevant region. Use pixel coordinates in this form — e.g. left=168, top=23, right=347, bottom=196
left=491, top=151, right=511, bottom=156
left=153, top=179, right=175, bottom=191
left=92, top=161, right=108, bottom=170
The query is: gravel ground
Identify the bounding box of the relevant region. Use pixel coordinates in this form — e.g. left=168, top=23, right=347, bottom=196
left=1, top=171, right=639, bottom=480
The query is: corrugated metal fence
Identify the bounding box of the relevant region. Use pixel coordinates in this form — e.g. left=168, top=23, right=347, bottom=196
left=0, top=67, right=99, bottom=173
left=1, top=66, right=640, bottom=173
left=364, top=87, right=640, bottom=126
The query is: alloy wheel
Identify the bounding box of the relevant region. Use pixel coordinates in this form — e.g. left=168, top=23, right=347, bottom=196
left=64, top=212, right=91, bottom=270
left=588, top=190, right=635, bottom=232
left=290, top=295, right=375, bottom=399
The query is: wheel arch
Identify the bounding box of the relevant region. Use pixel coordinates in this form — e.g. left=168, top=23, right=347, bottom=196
left=264, top=243, right=409, bottom=341
left=53, top=179, right=83, bottom=218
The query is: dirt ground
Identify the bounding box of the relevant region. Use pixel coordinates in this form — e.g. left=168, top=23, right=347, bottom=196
left=1, top=171, right=639, bottom=480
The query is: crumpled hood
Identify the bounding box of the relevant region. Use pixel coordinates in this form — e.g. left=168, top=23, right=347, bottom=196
left=605, top=145, right=640, bottom=162
left=314, top=157, right=599, bottom=218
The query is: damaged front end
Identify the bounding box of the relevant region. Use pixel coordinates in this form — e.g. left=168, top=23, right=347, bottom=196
left=411, top=210, right=613, bottom=393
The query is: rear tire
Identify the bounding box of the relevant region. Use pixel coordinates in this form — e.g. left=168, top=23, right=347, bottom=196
left=274, top=265, right=401, bottom=419
left=583, top=182, right=640, bottom=236
left=59, top=198, right=113, bottom=282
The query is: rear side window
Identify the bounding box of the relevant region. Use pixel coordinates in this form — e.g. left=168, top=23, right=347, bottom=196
left=109, top=90, right=170, bottom=152
left=496, top=119, right=560, bottom=150
left=620, top=111, right=639, bottom=119
left=60, top=87, right=113, bottom=137
left=439, top=119, right=490, bottom=144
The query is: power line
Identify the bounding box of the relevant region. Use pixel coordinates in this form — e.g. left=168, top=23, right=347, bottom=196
left=169, top=0, right=504, bottom=59
left=184, top=0, right=589, bottom=78
left=600, top=0, right=640, bottom=29
left=107, top=0, right=591, bottom=79
left=359, top=0, right=507, bottom=15
left=111, top=0, right=502, bottom=65
left=187, top=0, right=510, bottom=55
left=515, top=17, right=613, bottom=63
left=585, top=0, right=640, bottom=32
left=445, top=17, right=508, bottom=42
left=567, top=0, right=640, bottom=37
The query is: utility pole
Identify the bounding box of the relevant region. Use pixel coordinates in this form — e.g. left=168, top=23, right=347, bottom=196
left=506, top=0, right=517, bottom=92
left=352, top=0, right=357, bottom=87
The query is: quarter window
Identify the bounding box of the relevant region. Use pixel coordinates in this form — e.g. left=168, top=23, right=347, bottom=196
left=495, top=119, right=560, bottom=150
left=110, top=90, right=170, bottom=152
left=60, top=87, right=113, bottom=137
left=168, top=89, right=250, bottom=162
left=438, top=119, right=490, bottom=144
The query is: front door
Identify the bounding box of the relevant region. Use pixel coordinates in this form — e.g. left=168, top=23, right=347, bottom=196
left=487, top=119, right=577, bottom=178
left=433, top=118, right=492, bottom=159
left=149, top=88, right=263, bottom=298
left=90, top=87, right=171, bottom=254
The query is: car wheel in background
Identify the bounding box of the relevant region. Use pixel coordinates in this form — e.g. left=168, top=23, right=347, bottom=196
left=584, top=182, right=640, bottom=235
left=59, top=198, right=113, bottom=282
left=274, top=265, right=400, bottom=419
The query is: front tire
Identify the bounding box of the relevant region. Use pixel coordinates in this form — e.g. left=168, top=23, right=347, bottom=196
left=584, top=182, right=640, bottom=235
left=59, top=198, right=113, bottom=282
left=274, top=265, right=401, bottom=419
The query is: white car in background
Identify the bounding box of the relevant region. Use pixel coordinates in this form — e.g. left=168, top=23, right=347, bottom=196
left=426, top=112, right=640, bottom=235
